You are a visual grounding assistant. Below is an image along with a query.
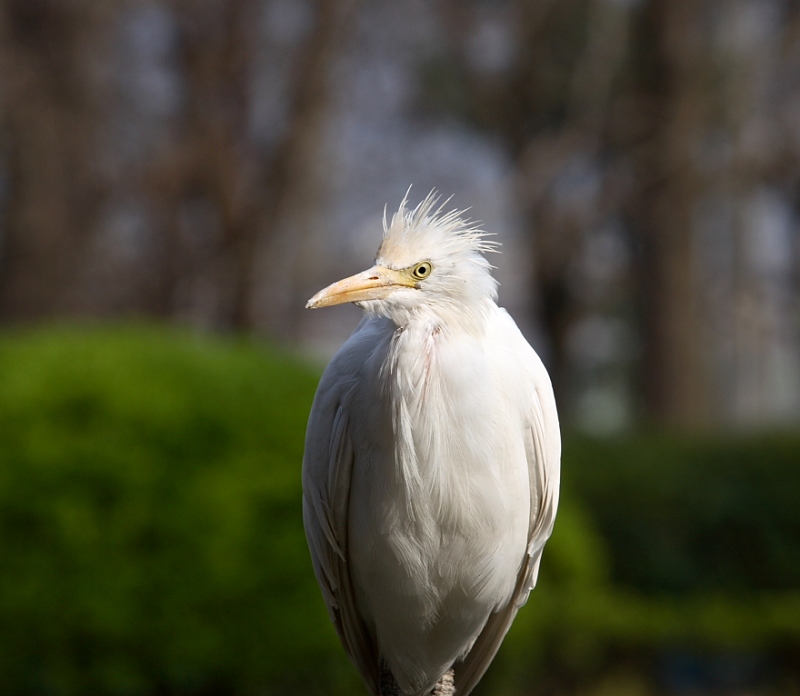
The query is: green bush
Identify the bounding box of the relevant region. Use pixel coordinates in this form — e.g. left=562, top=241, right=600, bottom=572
left=565, top=435, right=800, bottom=595
left=481, top=436, right=800, bottom=695
left=0, top=326, right=356, bottom=695
left=0, top=326, right=798, bottom=695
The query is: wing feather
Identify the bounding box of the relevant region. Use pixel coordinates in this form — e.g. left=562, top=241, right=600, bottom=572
left=453, top=314, right=561, bottom=696
left=303, top=319, right=387, bottom=695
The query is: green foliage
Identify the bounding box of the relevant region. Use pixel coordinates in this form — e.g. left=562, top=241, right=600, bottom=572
left=565, top=435, right=800, bottom=594
left=481, top=436, right=800, bottom=695
left=0, top=326, right=798, bottom=695
left=0, top=326, right=355, bottom=695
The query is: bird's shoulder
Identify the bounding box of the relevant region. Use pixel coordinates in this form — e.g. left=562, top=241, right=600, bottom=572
left=489, top=306, right=559, bottom=454
left=314, top=317, right=392, bottom=396
left=483, top=307, right=551, bottom=394
left=304, top=316, right=394, bottom=467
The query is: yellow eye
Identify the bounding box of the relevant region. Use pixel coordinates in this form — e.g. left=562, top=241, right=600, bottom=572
left=412, top=262, right=433, bottom=280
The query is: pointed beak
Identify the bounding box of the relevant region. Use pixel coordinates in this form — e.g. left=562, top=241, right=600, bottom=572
left=306, top=266, right=415, bottom=309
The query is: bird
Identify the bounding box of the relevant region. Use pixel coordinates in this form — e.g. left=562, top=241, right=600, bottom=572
left=302, top=191, right=560, bottom=696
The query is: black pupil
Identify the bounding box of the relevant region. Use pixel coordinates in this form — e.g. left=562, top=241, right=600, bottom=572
left=418, top=265, right=428, bottom=276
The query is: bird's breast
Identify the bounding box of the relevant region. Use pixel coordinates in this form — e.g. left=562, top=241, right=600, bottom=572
left=347, top=321, right=530, bottom=683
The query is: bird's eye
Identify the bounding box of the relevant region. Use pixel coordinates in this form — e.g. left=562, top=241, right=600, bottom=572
left=412, top=262, right=432, bottom=280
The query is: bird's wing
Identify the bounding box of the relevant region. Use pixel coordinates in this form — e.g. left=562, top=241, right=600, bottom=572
left=302, top=318, right=384, bottom=695
left=454, top=310, right=561, bottom=696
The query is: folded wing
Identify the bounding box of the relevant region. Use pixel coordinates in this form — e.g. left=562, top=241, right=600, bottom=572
left=302, top=319, right=388, bottom=694
left=453, top=312, right=561, bottom=696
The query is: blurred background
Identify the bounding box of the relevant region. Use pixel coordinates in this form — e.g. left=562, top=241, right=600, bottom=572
left=0, top=0, right=799, bottom=694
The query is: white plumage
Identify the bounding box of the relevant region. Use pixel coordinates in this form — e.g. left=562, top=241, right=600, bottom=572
left=303, top=193, right=561, bottom=696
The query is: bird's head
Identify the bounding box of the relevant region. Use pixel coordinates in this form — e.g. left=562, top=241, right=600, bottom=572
left=306, top=192, right=498, bottom=327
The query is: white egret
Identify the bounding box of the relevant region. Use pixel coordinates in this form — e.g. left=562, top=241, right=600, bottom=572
left=303, top=192, right=560, bottom=696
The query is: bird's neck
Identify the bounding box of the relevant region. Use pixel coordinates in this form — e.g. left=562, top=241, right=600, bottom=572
left=375, top=298, right=495, bottom=337
left=380, top=299, right=494, bottom=405
left=378, top=299, right=497, bottom=533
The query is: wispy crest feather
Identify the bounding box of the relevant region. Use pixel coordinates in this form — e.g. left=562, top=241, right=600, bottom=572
left=378, top=190, right=499, bottom=267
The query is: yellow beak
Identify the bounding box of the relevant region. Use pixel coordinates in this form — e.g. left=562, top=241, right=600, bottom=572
left=306, top=266, right=415, bottom=309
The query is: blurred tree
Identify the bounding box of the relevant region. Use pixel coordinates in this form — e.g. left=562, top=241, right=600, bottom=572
left=1, top=0, right=799, bottom=429
left=0, top=0, right=357, bottom=335
left=146, top=0, right=357, bottom=333
left=634, top=0, right=716, bottom=427
left=434, top=0, right=800, bottom=430
left=0, top=0, right=115, bottom=319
